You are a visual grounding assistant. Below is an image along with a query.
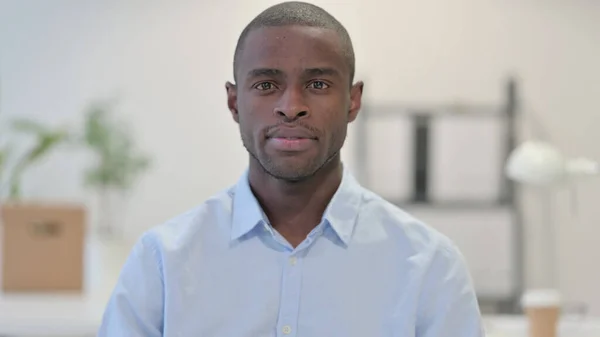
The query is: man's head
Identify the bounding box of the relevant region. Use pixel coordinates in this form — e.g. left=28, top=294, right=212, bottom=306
left=226, top=1, right=363, bottom=182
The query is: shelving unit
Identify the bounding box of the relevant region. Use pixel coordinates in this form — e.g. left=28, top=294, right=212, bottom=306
left=352, top=77, right=523, bottom=313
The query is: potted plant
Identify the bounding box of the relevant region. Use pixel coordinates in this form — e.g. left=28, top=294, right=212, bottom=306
left=0, top=87, right=85, bottom=293
left=80, top=100, right=151, bottom=236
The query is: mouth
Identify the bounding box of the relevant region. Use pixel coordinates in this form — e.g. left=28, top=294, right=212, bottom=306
left=266, top=126, right=317, bottom=140
left=267, top=136, right=314, bottom=140
left=265, top=126, right=318, bottom=152
left=266, top=136, right=316, bottom=152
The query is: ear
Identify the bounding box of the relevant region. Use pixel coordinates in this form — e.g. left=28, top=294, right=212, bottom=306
left=225, top=81, right=239, bottom=123
left=347, top=81, right=364, bottom=123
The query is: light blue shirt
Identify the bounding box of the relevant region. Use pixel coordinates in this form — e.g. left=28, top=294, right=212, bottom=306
left=99, top=168, right=484, bottom=337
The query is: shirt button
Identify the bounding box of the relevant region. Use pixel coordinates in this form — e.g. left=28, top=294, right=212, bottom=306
left=289, top=257, right=297, bottom=266
left=282, top=325, right=292, bottom=334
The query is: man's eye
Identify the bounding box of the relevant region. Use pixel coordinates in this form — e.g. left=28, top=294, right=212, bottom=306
left=309, top=81, right=329, bottom=89
left=255, top=82, right=274, bottom=90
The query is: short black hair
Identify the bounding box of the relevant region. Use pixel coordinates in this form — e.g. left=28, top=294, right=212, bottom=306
left=233, top=1, right=355, bottom=84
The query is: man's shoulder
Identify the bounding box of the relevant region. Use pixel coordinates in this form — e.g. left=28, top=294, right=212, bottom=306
left=139, top=186, right=236, bottom=254
left=358, top=189, right=461, bottom=260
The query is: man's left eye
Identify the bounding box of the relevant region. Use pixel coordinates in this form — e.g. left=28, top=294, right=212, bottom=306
left=308, top=81, right=329, bottom=89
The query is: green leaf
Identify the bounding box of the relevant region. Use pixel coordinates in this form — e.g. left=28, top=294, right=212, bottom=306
left=82, top=100, right=151, bottom=191
left=22, top=130, right=69, bottom=165
left=11, top=118, right=48, bottom=134
left=5, top=118, right=71, bottom=200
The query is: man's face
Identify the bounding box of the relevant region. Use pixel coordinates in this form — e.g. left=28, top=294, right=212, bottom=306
left=227, top=25, right=363, bottom=182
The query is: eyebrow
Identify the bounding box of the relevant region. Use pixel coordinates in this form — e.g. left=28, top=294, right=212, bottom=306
left=246, top=68, right=284, bottom=80
left=303, top=67, right=340, bottom=78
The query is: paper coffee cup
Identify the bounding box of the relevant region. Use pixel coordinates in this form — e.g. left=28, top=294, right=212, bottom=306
left=522, top=289, right=561, bottom=337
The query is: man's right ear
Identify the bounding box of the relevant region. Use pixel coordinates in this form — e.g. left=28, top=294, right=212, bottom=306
left=225, top=81, right=239, bottom=123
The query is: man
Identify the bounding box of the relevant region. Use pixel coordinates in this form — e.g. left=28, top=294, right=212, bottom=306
left=99, top=2, right=484, bottom=336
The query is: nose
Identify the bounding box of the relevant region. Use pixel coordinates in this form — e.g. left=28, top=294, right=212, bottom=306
left=274, top=88, right=310, bottom=121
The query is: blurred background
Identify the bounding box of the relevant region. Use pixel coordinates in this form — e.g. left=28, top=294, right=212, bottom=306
left=0, top=0, right=599, bottom=336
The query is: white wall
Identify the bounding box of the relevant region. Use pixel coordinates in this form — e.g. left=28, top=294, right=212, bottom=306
left=1, top=0, right=599, bottom=313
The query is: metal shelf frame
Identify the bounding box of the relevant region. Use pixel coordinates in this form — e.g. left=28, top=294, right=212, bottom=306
left=352, top=77, right=524, bottom=314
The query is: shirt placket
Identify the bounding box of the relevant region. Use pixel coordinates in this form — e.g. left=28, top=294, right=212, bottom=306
left=275, top=225, right=324, bottom=337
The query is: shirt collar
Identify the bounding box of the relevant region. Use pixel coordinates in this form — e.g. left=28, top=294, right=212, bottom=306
left=230, top=170, right=266, bottom=241
left=320, top=167, right=363, bottom=246
left=230, top=166, right=364, bottom=245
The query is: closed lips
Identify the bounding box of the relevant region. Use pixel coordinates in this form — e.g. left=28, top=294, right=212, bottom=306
left=267, top=128, right=316, bottom=140
left=266, top=127, right=317, bottom=151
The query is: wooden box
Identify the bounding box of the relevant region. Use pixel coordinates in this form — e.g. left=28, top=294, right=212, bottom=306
left=1, top=203, right=86, bottom=292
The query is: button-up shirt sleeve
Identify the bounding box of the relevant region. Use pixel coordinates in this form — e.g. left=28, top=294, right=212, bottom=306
left=416, top=240, right=484, bottom=337
left=98, top=233, right=164, bottom=337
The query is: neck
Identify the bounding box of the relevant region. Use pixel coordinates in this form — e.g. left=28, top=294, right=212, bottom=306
left=248, top=155, right=343, bottom=239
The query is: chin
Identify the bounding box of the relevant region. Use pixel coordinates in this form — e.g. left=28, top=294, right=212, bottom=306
left=270, top=171, right=314, bottom=183
left=263, top=161, right=320, bottom=182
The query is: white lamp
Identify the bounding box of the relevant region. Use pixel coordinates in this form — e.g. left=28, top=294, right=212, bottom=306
left=506, top=140, right=599, bottom=186
left=505, top=140, right=599, bottom=288
left=505, top=140, right=598, bottom=337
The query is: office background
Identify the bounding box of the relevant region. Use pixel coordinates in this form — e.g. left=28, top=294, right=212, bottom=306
left=1, top=0, right=599, bottom=319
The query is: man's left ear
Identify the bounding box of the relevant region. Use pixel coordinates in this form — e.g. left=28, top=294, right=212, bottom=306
left=348, top=81, right=364, bottom=123
left=225, top=81, right=239, bottom=123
